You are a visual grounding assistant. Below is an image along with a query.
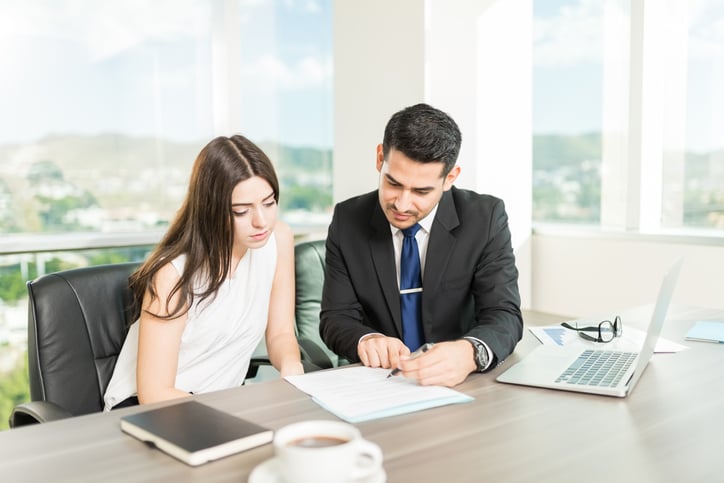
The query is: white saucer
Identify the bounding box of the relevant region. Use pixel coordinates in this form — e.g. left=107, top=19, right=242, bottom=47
left=249, top=457, right=387, bottom=483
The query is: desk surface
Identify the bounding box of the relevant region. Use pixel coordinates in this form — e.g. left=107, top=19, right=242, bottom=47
left=1, top=305, right=723, bottom=483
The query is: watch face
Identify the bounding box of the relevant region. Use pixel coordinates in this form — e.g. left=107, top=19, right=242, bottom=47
left=476, top=346, right=487, bottom=370
left=470, top=340, right=487, bottom=371
left=465, top=338, right=487, bottom=371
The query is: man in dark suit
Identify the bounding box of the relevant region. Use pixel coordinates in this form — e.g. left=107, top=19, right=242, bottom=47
left=320, top=103, right=523, bottom=387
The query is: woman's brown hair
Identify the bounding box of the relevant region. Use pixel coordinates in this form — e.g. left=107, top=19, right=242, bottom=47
left=129, top=134, right=280, bottom=320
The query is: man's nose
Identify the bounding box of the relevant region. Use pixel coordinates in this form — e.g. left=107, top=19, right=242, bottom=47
left=396, top=190, right=413, bottom=212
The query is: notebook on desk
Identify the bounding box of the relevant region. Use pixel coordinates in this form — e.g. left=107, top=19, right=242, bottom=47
left=497, top=258, right=683, bottom=397
left=120, top=400, right=273, bottom=466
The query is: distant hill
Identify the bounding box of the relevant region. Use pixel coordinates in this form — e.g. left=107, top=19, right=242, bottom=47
left=0, top=134, right=333, bottom=233
left=533, top=132, right=601, bottom=170
left=533, top=131, right=724, bottom=189
left=0, top=132, right=720, bottom=232
left=0, top=134, right=333, bottom=185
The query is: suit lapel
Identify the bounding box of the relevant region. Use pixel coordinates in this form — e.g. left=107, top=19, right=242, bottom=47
left=368, top=203, right=403, bottom=338
left=423, top=190, right=459, bottom=309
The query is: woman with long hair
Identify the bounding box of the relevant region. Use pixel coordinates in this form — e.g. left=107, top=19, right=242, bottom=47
left=103, top=135, right=303, bottom=410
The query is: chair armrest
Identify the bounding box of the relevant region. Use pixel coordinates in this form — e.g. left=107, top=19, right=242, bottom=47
left=9, top=401, right=73, bottom=427
left=246, top=356, right=272, bottom=380
left=298, top=337, right=335, bottom=370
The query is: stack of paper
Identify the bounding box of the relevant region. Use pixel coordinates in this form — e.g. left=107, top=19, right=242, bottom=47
left=285, top=366, right=474, bottom=423
left=529, top=324, right=688, bottom=352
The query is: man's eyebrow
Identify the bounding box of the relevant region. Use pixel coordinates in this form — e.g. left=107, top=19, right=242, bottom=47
left=231, top=191, right=275, bottom=207
left=384, top=173, right=435, bottom=191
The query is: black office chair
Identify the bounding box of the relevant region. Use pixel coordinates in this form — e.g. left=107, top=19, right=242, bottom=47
left=9, top=262, right=139, bottom=427
left=9, top=242, right=344, bottom=427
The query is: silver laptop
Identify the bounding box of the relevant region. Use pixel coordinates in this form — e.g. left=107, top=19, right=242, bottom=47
left=497, top=258, right=683, bottom=397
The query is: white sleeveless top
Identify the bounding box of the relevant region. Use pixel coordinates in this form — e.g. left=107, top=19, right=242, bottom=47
left=103, top=233, right=277, bottom=411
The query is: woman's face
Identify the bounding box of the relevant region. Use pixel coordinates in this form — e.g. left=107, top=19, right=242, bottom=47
left=230, top=176, right=278, bottom=251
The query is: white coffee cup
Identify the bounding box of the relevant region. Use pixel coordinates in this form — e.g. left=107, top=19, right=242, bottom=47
left=273, top=420, right=383, bottom=483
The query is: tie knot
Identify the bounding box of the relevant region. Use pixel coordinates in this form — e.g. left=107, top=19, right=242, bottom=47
left=402, top=223, right=421, bottom=238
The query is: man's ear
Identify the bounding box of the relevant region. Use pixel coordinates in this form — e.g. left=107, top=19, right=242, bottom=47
left=376, top=144, right=385, bottom=172
left=443, top=165, right=461, bottom=190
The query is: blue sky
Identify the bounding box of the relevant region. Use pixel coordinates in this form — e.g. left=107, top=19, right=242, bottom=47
left=533, top=0, right=605, bottom=135
left=533, top=0, right=724, bottom=152
left=0, top=0, right=721, bottom=151
left=0, top=0, right=333, bottom=148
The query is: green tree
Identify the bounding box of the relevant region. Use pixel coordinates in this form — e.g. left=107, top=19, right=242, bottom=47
left=282, top=185, right=333, bottom=212
left=26, top=160, right=64, bottom=183
left=0, top=354, right=30, bottom=431
left=0, top=269, right=27, bottom=302
left=36, top=192, right=99, bottom=231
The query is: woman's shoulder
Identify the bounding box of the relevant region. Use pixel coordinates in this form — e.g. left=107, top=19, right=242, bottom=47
left=135, top=253, right=183, bottom=285
left=273, top=220, right=294, bottom=245
left=156, top=257, right=183, bottom=284
left=142, top=258, right=184, bottom=303
left=167, top=253, right=186, bottom=272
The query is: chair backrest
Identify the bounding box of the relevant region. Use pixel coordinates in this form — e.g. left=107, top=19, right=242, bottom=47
left=26, top=262, right=139, bottom=416
left=294, top=239, right=346, bottom=369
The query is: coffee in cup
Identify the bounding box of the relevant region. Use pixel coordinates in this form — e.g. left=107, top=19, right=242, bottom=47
left=273, top=420, right=384, bottom=483
left=288, top=435, right=349, bottom=448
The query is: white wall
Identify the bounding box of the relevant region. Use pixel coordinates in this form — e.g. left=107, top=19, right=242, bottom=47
left=532, top=231, right=724, bottom=316
left=425, top=0, right=533, bottom=309
left=333, top=0, right=425, bottom=203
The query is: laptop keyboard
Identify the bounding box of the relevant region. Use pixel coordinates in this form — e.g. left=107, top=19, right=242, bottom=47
left=556, top=350, right=637, bottom=387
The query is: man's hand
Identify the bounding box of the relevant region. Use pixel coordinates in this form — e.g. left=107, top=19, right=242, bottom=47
left=396, top=340, right=477, bottom=387
left=358, top=334, right=410, bottom=370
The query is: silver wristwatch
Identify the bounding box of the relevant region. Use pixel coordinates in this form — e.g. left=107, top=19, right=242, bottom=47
left=464, top=337, right=489, bottom=372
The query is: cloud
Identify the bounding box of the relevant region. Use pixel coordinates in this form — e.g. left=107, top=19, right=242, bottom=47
left=0, top=0, right=211, bottom=61
left=281, top=0, right=322, bottom=14
left=534, top=0, right=724, bottom=67
left=241, top=54, right=332, bottom=90
left=533, top=0, right=624, bottom=67
left=688, top=0, right=724, bottom=60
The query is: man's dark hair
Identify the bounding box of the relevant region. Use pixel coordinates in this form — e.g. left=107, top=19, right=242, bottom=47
left=382, top=103, right=462, bottom=176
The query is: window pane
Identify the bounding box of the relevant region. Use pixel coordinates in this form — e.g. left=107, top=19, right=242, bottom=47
left=0, top=0, right=333, bottom=235
left=532, top=0, right=606, bottom=223
left=680, top=1, right=724, bottom=229
left=237, top=0, right=334, bottom=226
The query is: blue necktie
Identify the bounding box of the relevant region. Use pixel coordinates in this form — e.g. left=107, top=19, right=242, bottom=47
left=400, top=224, right=424, bottom=351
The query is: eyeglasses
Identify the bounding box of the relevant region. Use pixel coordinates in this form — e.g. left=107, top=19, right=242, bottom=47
left=561, top=316, right=622, bottom=343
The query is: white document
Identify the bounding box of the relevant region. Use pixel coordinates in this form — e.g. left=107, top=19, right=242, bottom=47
left=529, top=323, right=687, bottom=353
left=285, top=366, right=474, bottom=423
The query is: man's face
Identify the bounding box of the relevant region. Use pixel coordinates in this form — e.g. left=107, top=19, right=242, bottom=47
left=376, top=146, right=460, bottom=230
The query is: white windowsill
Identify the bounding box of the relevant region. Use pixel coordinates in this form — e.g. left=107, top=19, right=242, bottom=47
left=532, top=223, right=724, bottom=247
left=0, top=224, right=331, bottom=256
left=0, top=231, right=166, bottom=255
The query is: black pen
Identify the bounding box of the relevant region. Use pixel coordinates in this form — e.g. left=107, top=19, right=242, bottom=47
left=386, top=343, right=434, bottom=378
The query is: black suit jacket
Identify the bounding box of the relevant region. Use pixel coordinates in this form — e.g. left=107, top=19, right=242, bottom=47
left=320, top=186, right=523, bottom=367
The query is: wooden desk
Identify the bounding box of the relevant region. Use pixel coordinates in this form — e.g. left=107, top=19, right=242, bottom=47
left=1, top=306, right=722, bottom=483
